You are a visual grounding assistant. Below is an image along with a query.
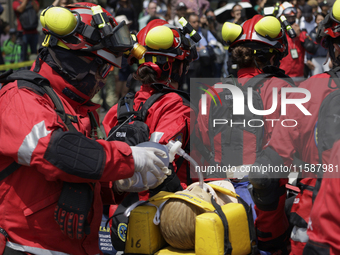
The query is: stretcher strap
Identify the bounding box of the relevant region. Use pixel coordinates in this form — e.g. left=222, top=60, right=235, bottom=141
left=211, top=196, right=232, bottom=255
left=237, top=196, right=259, bottom=255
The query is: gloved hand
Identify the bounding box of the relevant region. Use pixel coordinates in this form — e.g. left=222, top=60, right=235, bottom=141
left=130, top=146, right=171, bottom=189
left=54, top=182, right=94, bottom=239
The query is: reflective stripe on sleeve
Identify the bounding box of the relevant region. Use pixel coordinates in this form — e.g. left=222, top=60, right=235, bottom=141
left=150, top=132, right=164, bottom=143
left=6, top=241, right=71, bottom=255
left=18, top=120, right=52, bottom=166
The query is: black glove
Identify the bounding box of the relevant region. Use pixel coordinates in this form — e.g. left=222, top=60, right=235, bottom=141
left=54, top=182, right=94, bottom=239
left=149, top=165, right=183, bottom=197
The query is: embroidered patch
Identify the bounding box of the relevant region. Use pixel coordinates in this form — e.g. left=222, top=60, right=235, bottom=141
left=118, top=223, right=128, bottom=242
left=174, top=133, right=183, bottom=143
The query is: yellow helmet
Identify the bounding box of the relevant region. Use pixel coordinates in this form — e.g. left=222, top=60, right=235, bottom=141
left=222, top=14, right=288, bottom=61
left=316, top=0, right=340, bottom=65
left=40, top=3, right=134, bottom=68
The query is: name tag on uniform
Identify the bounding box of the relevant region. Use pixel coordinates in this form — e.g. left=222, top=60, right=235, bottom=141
left=291, top=49, right=299, bottom=59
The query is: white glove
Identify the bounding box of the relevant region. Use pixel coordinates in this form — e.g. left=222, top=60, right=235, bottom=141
left=130, top=146, right=171, bottom=189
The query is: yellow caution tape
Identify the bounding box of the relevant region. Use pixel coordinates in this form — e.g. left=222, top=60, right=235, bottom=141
left=0, top=60, right=35, bottom=71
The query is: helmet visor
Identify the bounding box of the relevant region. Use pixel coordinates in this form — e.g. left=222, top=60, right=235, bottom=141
left=108, top=20, right=134, bottom=52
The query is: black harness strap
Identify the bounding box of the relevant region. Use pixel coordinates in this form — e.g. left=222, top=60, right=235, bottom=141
left=243, top=72, right=296, bottom=90
left=327, top=66, right=340, bottom=89
left=237, top=196, right=259, bottom=255
left=0, top=162, right=21, bottom=182
left=312, top=66, right=340, bottom=202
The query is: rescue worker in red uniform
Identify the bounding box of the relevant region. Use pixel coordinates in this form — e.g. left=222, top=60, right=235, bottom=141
left=305, top=143, right=340, bottom=255
left=0, top=3, right=169, bottom=255
left=249, top=1, right=340, bottom=254
left=103, top=19, right=198, bottom=187
left=223, top=15, right=294, bottom=148
left=194, top=15, right=293, bottom=174
left=279, top=3, right=318, bottom=84
left=303, top=1, right=340, bottom=254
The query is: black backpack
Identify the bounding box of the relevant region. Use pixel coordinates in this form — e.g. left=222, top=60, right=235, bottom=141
left=194, top=68, right=295, bottom=178
left=316, top=66, right=340, bottom=167
left=107, top=83, right=192, bottom=252
left=18, top=1, right=38, bottom=31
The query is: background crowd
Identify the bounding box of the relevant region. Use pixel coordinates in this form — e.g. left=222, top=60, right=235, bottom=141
left=0, top=0, right=335, bottom=113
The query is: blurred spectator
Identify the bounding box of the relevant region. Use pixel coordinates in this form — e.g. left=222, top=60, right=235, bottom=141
left=307, top=0, right=319, bottom=14
left=0, top=19, right=10, bottom=56
left=202, top=9, right=224, bottom=45
left=170, top=0, right=209, bottom=19
left=300, top=4, right=316, bottom=33
left=279, top=4, right=318, bottom=83
left=2, top=28, right=22, bottom=67
left=228, top=4, right=245, bottom=24
left=115, top=0, right=138, bottom=31
left=318, top=0, right=330, bottom=16
left=289, top=0, right=298, bottom=6
left=106, top=0, right=118, bottom=13
left=186, top=12, right=217, bottom=84
left=297, top=0, right=306, bottom=9
left=254, top=0, right=267, bottom=14
left=52, top=0, right=77, bottom=6
left=12, top=0, right=40, bottom=61
left=306, top=13, right=330, bottom=75
left=154, top=0, right=167, bottom=18
left=217, top=0, right=228, bottom=8
left=296, top=6, right=303, bottom=25
left=168, top=2, right=188, bottom=27
left=139, top=0, right=149, bottom=18
left=202, top=9, right=225, bottom=78
left=138, top=1, right=158, bottom=30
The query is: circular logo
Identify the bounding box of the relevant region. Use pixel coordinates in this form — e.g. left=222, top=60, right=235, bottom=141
left=117, top=223, right=127, bottom=242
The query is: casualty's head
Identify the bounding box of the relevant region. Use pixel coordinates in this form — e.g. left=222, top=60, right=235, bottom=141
left=129, top=18, right=199, bottom=88
left=159, top=185, right=211, bottom=250
left=222, top=14, right=288, bottom=69
left=316, top=0, right=340, bottom=66
left=159, top=181, right=237, bottom=250
left=38, top=3, right=139, bottom=103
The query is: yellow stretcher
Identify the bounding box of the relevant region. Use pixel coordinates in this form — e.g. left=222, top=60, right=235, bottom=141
left=124, top=183, right=258, bottom=255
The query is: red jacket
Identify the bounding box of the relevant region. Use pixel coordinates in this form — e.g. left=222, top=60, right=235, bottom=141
left=280, top=31, right=310, bottom=78
left=0, top=61, right=135, bottom=254
left=195, top=67, right=293, bottom=167
left=266, top=72, right=337, bottom=254
left=237, top=67, right=293, bottom=148
left=268, top=72, right=336, bottom=166
left=306, top=140, right=340, bottom=255
left=102, top=84, right=192, bottom=184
